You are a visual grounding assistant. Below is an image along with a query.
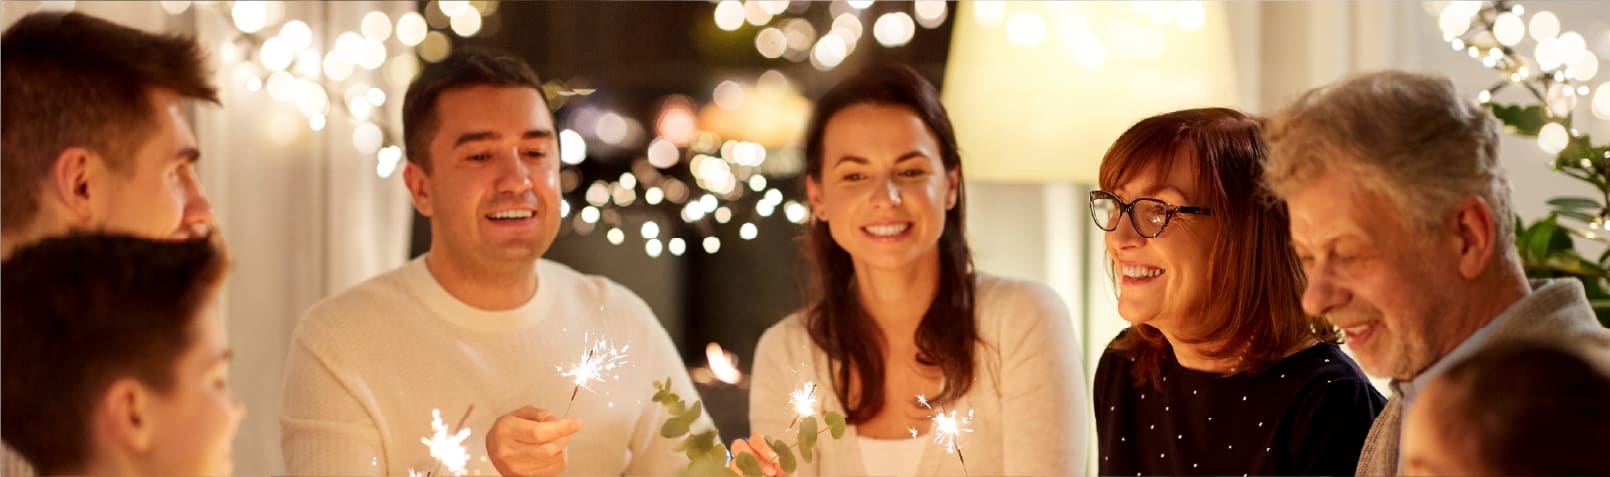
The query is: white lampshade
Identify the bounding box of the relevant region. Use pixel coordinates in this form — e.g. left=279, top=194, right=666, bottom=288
left=942, top=1, right=1241, bottom=184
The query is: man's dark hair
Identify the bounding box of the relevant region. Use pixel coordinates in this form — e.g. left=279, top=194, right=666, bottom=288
left=1, top=12, right=219, bottom=233
left=402, top=47, right=545, bottom=173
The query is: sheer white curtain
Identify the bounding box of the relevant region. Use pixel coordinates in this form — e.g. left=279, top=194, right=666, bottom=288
left=194, top=3, right=415, bottom=474
left=3, top=2, right=415, bottom=474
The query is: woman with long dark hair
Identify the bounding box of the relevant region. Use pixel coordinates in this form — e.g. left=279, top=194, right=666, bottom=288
left=747, top=63, right=1088, bottom=477
left=1091, top=108, right=1383, bottom=476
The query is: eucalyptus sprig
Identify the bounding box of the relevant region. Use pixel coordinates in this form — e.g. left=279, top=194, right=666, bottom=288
left=651, top=379, right=847, bottom=477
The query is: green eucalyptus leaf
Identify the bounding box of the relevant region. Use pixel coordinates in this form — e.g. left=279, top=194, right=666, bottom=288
left=799, top=417, right=819, bottom=454
left=684, top=454, right=737, bottom=477
left=800, top=440, right=813, bottom=464
left=767, top=438, right=797, bottom=474
left=736, top=453, right=764, bottom=477
left=709, top=443, right=730, bottom=463
left=825, top=411, right=847, bottom=439
left=661, top=417, right=691, bottom=438
left=681, top=401, right=704, bottom=422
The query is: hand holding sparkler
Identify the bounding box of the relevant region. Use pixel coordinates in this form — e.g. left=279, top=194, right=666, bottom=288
left=485, top=406, right=583, bottom=477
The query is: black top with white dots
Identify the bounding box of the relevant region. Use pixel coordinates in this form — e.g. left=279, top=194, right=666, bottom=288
left=1094, top=332, right=1385, bottom=476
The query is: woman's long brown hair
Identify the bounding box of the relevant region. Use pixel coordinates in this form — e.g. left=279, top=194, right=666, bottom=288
left=799, top=63, right=977, bottom=423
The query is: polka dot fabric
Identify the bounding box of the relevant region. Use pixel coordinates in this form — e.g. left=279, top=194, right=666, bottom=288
left=1094, top=334, right=1384, bottom=476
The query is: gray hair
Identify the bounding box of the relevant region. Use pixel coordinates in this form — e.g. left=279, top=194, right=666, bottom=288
left=1263, top=70, right=1515, bottom=250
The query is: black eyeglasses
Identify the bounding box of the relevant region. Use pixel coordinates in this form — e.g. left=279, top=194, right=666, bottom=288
left=1088, top=190, right=1212, bottom=238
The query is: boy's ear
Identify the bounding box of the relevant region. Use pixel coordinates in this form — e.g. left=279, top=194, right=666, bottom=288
left=94, top=378, right=157, bottom=454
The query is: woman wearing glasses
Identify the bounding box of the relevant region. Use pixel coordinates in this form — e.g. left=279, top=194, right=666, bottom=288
left=745, top=64, right=1088, bottom=477
left=1090, top=108, right=1383, bottom=476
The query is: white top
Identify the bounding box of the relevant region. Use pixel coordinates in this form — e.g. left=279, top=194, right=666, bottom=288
left=749, top=273, right=1091, bottom=476
left=280, top=256, right=713, bottom=476
left=857, top=436, right=926, bottom=477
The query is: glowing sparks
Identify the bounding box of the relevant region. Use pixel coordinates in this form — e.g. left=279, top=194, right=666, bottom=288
left=705, top=342, right=742, bottom=384
left=556, top=333, right=631, bottom=417
left=916, top=394, right=973, bottom=476
left=929, top=407, right=974, bottom=454
left=419, top=407, right=473, bottom=476
left=790, top=381, right=819, bottom=419
left=556, top=333, right=631, bottom=392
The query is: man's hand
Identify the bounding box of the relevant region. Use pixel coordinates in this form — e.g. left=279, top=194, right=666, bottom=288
left=485, top=406, right=582, bottom=477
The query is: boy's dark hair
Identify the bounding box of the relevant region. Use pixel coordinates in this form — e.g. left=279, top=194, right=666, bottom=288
left=1, top=234, right=228, bottom=474
left=1435, top=341, right=1610, bottom=476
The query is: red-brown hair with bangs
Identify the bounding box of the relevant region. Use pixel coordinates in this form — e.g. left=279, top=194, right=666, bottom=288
left=1099, top=107, right=1337, bottom=389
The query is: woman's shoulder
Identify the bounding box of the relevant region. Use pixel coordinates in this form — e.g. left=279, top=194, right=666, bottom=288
left=1265, top=342, right=1381, bottom=403
left=973, top=272, right=1068, bottom=319
left=756, top=310, right=812, bottom=355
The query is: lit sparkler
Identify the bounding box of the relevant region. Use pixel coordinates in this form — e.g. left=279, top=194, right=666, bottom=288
left=916, top=394, right=973, bottom=476
left=418, top=405, right=475, bottom=477
left=786, top=380, right=818, bottom=430
left=555, top=333, right=631, bottom=417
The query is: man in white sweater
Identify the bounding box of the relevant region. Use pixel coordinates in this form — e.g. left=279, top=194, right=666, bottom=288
left=280, top=48, right=712, bottom=476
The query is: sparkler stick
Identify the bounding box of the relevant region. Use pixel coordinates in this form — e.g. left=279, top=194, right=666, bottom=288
left=555, top=333, right=630, bottom=418
left=786, top=380, right=818, bottom=430
left=916, top=393, right=972, bottom=477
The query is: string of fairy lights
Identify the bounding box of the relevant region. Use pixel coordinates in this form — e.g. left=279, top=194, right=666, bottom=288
left=146, top=0, right=450, bottom=179
left=1435, top=1, right=1609, bottom=150
left=548, top=0, right=957, bottom=259
left=51, top=0, right=953, bottom=259
left=1433, top=1, right=1610, bottom=227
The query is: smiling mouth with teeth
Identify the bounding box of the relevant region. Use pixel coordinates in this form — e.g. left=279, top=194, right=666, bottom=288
left=863, top=223, right=910, bottom=237
left=1121, top=265, right=1165, bottom=279
left=486, top=210, right=535, bottom=221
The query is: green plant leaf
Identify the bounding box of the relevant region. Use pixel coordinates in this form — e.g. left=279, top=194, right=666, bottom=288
left=1553, top=209, right=1599, bottom=224
left=680, top=401, right=704, bottom=422
left=767, top=437, right=797, bottom=474
left=1487, top=103, right=1547, bottom=136
left=735, top=453, right=764, bottom=477
left=661, top=416, right=691, bottom=438
left=1561, top=133, right=1598, bottom=163
left=1547, top=196, right=1602, bottom=210
left=684, top=454, right=737, bottom=477
left=825, top=411, right=847, bottom=439
left=708, top=443, right=730, bottom=463
left=690, top=430, right=718, bottom=452
left=799, top=438, right=813, bottom=464
left=1522, top=216, right=1569, bottom=265
left=798, top=417, right=819, bottom=460
left=667, top=399, right=687, bottom=416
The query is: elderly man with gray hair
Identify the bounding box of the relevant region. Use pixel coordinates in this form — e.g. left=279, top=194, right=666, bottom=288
left=1261, top=70, right=1610, bottom=476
